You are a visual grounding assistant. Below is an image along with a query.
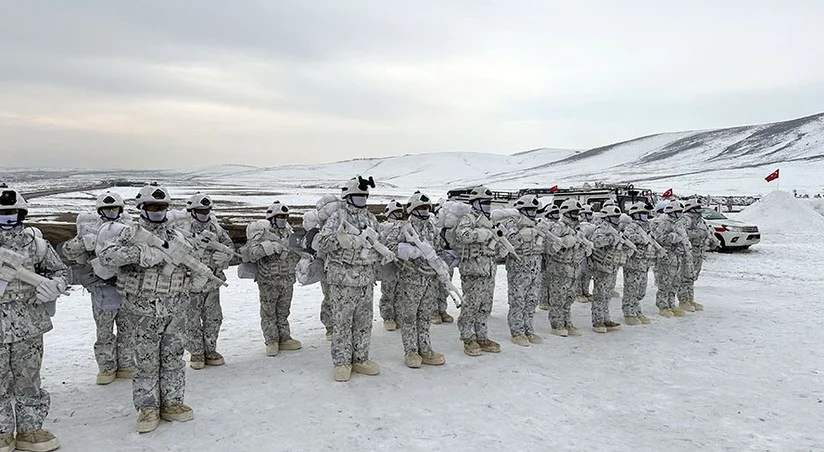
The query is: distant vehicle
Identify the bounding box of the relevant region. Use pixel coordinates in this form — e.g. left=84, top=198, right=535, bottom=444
left=446, top=183, right=655, bottom=212
left=701, top=208, right=760, bottom=251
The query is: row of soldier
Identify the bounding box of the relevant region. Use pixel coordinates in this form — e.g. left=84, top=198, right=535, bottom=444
left=0, top=177, right=712, bottom=447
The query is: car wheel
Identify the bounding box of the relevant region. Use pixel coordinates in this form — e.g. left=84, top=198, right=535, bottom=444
left=714, top=234, right=726, bottom=252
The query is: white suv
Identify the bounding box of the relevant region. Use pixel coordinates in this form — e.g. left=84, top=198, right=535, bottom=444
left=700, top=208, right=760, bottom=251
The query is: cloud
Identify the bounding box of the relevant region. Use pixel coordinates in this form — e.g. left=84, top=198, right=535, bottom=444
left=1, top=0, right=823, bottom=169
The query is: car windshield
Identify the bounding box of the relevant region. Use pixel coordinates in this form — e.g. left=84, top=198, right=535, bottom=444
left=701, top=208, right=727, bottom=220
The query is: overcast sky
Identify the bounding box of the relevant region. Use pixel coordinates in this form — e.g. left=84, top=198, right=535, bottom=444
left=1, top=1, right=823, bottom=169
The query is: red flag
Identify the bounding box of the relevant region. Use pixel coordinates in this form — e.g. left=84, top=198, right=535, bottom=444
left=662, top=188, right=673, bottom=198
left=549, top=185, right=559, bottom=193
left=765, top=169, right=779, bottom=182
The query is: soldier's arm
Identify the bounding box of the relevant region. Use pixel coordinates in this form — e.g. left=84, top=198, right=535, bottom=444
left=455, top=215, right=484, bottom=245
left=62, top=235, right=90, bottom=263
left=96, top=228, right=142, bottom=268
left=245, top=229, right=274, bottom=262
left=36, top=242, right=69, bottom=285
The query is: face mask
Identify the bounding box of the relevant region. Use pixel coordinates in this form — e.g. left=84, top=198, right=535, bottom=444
left=348, top=195, right=368, bottom=208
left=669, top=212, right=682, bottom=220
left=100, top=208, right=121, bottom=220
left=0, top=213, right=19, bottom=229
left=635, top=213, right=649, bottom=222
left=194, top=212, right=211, bottom=223
left=548, top=212, right=561, bottom=220
left=142, top=210, right=167, bottom=223
left=387, top=211, right=403, bottom=220
left=473, top=200, right=491, bottom=216
left=608, top=216, right=620, bottom=226
left=522, top=208, right=537, bottom=219
left=273, top=218, right=288, bottom=229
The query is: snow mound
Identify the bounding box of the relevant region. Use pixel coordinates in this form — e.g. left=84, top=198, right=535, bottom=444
left=737, top=190, right=824, bottom=234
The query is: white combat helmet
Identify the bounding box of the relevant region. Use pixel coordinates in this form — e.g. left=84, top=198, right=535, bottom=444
left=186, top=193, right=214, bottom=211
left=0, top=184, right=29, bottom=228
left=265, top=201, right=290, bottom=219
left=384, top=199, right=405, bottom=218
left=601, top=205, right=622, bottom=217
left=682, top=198, right=702, bottom=213
left=341, top=176, right=375, bottom=198
left=559, top=198, right=582, bottom=217
left=406, top=191, right=432, bottom=214
left=134, top=183, right=171, bottom=208
left=467, top=186, right=493, bottom=202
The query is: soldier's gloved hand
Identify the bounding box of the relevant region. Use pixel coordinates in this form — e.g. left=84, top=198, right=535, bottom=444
left=191, top=272, right=209, bottom=291
left=397, top=243, right=422, bottom=261
left=213, top=251, right=233, bottom=267
left=138, top=244, right=166, bottom=267
left=560, top=235, right=577, bottom=248
left=475, top=229, right=494, bottom=242
left=336, top=233, right=362, bottom=250
left=36, top=278, right=63, bottom=303
left=82, top=234, right=97, bottom=251
left=261, top=241, right=284, bottom=256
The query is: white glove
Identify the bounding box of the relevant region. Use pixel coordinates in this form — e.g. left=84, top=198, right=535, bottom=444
left=82, top=234, right=97, bottom=251
left=475, top=229, right=494, bottom=242
left=261, top=241, right=284, bottom=256
left=397, top=243, right=423, bottom=261
left=138, top=244, right=166, bottom=267
left=213, top=251, right=233, bottom=267
left=336, top=233, right=362, bottom=250
left=36, top=279, right=62, bottom=303
left=190, top=272, right=209, bottom=291
left=560, top=235, right=577, bottom=248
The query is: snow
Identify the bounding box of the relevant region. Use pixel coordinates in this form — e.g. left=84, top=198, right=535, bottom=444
left=38, top=189, right=824, bottom=451
left=736, top=190, right=824, bottom=235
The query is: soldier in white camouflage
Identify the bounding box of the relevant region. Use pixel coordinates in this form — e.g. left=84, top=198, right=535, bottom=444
left=454, top=186, right=504, bottom=357
left=537, top=203, right=561, bottom=311
left=575, top=204, right=596, bottom=303
left=677, top=199, right=716, bottom=312
left=0, top=185, right=66, bottom=452
left=316, top=176, right=385, bottom=382
left=62, top=191, right=135, bottom=385
left=431, top=202, right=456, bottom=325
left=378, top=200, right=404, bottom=331
left=383, top=192, right=446, bottom=368
left=244, top=201, right=302, bottom=357
left=541, top=199, right=590, bottom=337
left=620, top=202, right=659, bottom=326
left=97, top=184, right=200, bottom=433
left=180, top=193, right=235, bottom=369
left=501, top=195, right=545, bottom=347
left=649, top=200, right=691, bottom=318
left=587, top=205, right=632, bottom=333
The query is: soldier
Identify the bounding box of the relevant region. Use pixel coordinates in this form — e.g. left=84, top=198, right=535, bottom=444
left=316, top=176, right=386, bottom=382
left=454, top=186, right=504, bottom=356
left=431, top=202, right=456, bottom=325
left=575, top=204, right=596, bottom=302
left=97, top=184, right=204, bottom=433
left=537, top=203, right=560, bottom=311
left=620, top=202, right=659, bottom=326
left=244, top=201, right=302, bottom=356
left=649, top=201, right=690, bottom=318
left=541, top=199, right=590, bottom=337
left=385, top=192, right=446, bottom=368
left=378, top=200, right=404, bottom=331
left=63, top=192, right=135, bottom=385
left=0, top=185, right=66, bottom=452
left=677, top=199, right=716, bottom=312
left=502, top=195, right=545, bottom=346
left=587, top=205, right=632, bottom=333
left=181, top=193, right=234, bottom=369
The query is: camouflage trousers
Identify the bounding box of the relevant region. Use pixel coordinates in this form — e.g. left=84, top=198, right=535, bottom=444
left=457, top=275, right=494, bottom=342
left=92, top=304, right=135, bottom=373
left=185, top=290, right=223, bottom=356
left=621, top=267, right=649, bottom=317
left=320, top=280, right=332, bottom=329
left=546, top=273, right=576, bottom=329
left=591, top=269, right=618, bottom=325
left=258, top=282, right=294, bottom=345
left=131, top=312, right=186, bottom=411
left=677, top=249, right=704, bottom=303
left=329, top=284, right=374, bottom=366
left=396, top=275, right=436, bottom=354
left=577, top=258, right=592, bottom=296
left=432, top=268, right=454, bottom=315
left=379, top=280, right=399, bottom=321
left=507, top=269, right=542, bottom=337
left=654, top=254, right=681, bottom=309
left=0, top=336, right=49, bottom=434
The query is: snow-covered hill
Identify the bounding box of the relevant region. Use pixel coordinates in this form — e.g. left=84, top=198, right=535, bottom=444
left=179, top=113, right=824, bottom=196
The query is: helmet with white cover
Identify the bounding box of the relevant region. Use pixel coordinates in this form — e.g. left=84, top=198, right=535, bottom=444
left=186, top=192, right=213, bottom=211
left=406, top=191, right=432, bottom=218
left=663, top=200, right=684, bottom=214
left=559, top=198, right=582, bottom=217
left=134, top=183, right=171, bottom=208
left=96, top=191, right=125, bottom=210
left=467, top=186, right=493, bottom=202
left=601, top=205, right=622, bottom=217
left=682, top=198, right=702, bottom=213
left=341, top=176, right=375, bottom=198
left=0, top=184, right=28, bottom=228
left=384, top=199, right=404, bottom=218
left=265, top=201, right=290, bottom=219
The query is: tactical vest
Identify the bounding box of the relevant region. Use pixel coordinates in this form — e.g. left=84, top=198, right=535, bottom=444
left=0, top=229, right=47, bottom=303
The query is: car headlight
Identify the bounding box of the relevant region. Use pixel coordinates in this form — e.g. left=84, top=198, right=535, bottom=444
left=722, top=224, right=744, bottom=232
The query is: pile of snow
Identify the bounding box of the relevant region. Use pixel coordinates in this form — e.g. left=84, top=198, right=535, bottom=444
left=802, top=198, right=824, bottom=218
left=736, top=190, right=824, bottom=235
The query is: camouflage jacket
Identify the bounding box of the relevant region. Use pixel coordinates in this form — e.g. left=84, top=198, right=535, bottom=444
left=0, top=227, right=67, bottom=343
left=318, top=203, right=380, bottom=286
left=455, top=212, right=499, bottom=277
left=246, top=224, right=300, bottom=284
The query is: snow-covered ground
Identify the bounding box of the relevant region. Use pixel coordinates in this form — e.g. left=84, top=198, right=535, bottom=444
left=40, top=193, right=824, bottom=451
